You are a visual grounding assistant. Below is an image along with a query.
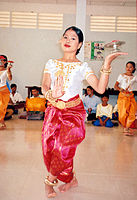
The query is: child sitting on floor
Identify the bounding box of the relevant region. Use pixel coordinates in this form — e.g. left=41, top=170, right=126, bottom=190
left=93, top=92, right=114, bottom=127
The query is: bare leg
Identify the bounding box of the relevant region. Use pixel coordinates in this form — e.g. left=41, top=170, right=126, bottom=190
left=58, top=176, right=78, bottom=193
left=45, top=174, right=58, bottom=198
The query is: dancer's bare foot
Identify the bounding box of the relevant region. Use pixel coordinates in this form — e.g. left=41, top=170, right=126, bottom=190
left=45, top=184, right=57, bottom=198
left=124, top=128, right=134, bottom=136
left=123, top=127, right=129, bottom=133
left=58, top=176, right=78, bottom=193
left=0, top=123, right=6, bottom=130
left=44, top=176, right=58, bottom=198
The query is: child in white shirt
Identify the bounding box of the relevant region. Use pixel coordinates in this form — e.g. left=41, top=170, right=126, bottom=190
left=93, top=92, right=113, bottom=127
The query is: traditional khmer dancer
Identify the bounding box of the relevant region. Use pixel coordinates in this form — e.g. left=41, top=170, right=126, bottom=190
left=0, top=55, right=12, bottom=130
left=114, top=61, right=137, bottom=136
left=42, top=26, right=127, bottom=198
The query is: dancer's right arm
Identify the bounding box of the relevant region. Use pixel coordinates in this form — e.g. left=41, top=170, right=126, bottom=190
left=114, top=80, right=129, bottom=92
left=42, top=73, right=65, bottom=99
left=42, top=73, right=51, bottom=96
left=114, top=81, right=122, bottom=92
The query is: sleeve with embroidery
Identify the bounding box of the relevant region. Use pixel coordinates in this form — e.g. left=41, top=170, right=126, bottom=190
left=44, top=59, right=53, bottom=74
left=117, top=74, right=123, bottom=83
left=80, top=62, right=94, bottom=81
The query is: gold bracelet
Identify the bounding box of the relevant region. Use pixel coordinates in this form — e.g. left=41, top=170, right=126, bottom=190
left=45, top=90, right=57, bottom=102
left=44, top=176, right=58, bottom=186
left=100, top=65, right=112, bottom=75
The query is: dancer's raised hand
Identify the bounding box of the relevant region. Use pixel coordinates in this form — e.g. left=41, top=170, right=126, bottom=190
left=104, top=52, right=128, bottom=68
left=52, top=75, right=65, bottom=99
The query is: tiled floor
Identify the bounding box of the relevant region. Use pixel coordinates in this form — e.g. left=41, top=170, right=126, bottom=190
left=0, top=117, right=137, bottom=200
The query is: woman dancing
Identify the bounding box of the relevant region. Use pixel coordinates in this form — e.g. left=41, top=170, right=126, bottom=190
left=0, top=55, right=12, bottom=130
left=42, top=26, right=127, bottom=198
left=114, top=61, right=137, bottom=136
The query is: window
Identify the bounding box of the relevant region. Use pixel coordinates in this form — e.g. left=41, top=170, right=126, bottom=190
left=90, top=16, right=115, bottom=32
left=0, top=11, right=63, bottom=30
left=11, top=12, right=37, bottom=29
left=0, top=11, right=10, bottom=28
left=38, top=13, right=63, bottom=30
left=117, top=17, right=137, bottom=32
left=90, top=15, right=137, bottom=33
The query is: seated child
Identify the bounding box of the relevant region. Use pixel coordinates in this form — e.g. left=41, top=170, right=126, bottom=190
left=93, top=92, right=114, bottom=127
left=9, top=83, right=25, bottom=114
left=83, top=86, right=101, bottom=121
left=10, top=83, right=24, bottom=103
left=30, top=86, right=44, bottom=99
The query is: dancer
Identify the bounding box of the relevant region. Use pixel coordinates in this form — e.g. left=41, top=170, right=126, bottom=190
left=0, top=55, right=12, bottom=130
left=42, top=26, right=127, bottom=198
left=114, top=61, right=137, bottom=136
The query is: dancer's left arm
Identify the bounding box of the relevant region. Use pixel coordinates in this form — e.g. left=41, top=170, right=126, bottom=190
left=87, top=52, right=128, bottom=94
left=7, top=65, right=12, bottom=80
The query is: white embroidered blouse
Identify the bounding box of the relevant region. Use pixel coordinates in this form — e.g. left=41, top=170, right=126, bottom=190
left=117, top=74, right=137, bottom=92
left=0, top=70, right=8, bottom=87
left=44, top=59, right=94, bottom=101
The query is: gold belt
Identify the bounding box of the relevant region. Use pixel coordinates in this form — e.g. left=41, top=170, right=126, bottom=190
left=0, top=85, right=7, bottom=91
left=51, top=97, right=81, bottom=109
left=121, top=91, right=133, bottom=97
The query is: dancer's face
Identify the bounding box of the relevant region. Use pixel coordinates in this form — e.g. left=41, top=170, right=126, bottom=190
left=61, top=29, right=82, bottom=55
left=126, top=63, right=135, bottom=74
left=0, top=59, right=6, bottom=67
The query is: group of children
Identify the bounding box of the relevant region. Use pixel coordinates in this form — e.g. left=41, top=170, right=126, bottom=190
left=83, top=90, right=118, bottom=127
left=83, top=61, right=137, bottom=135
left=4, top=83, right=46, bottom=121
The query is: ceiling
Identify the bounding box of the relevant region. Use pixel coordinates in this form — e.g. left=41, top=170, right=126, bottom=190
left=0, top=0, right=136, bottom=7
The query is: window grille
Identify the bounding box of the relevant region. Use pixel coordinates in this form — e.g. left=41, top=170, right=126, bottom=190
left=117, top=17, right=137, bottom=32
left=90, top=15, right=137, bottom=33
left=11, top=12, right=37, bottom=29
left=90, top=16, right=115, bottom=32
left=0, top=11, right=10, bottom=28
left=38, top=13, right=63, bottom=30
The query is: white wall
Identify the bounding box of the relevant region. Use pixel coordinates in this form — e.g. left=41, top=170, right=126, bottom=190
left=0, top=2, right=136, bottom=99
left=85, top=15, right=137, bottom=89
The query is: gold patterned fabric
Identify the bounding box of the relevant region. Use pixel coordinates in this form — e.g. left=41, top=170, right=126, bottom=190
left=42, top=95, right=86, bottom=183
left=117, top=92, right=136, bottom=128
left=0, top=85, right=10, bottom=121
left=26, top=97, right=46, bottom=112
